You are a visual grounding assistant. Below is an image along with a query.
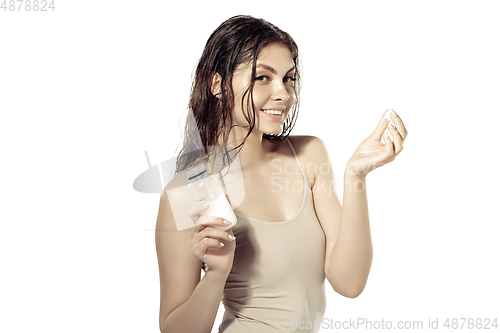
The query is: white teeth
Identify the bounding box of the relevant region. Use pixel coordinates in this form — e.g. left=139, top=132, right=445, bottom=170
left=262, top=110, right=282, bottom=115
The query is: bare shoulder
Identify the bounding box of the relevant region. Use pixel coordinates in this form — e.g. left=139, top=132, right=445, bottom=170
left=287, top=135, right=328, bottom=187
left=287, top=135, right=325, bottom=153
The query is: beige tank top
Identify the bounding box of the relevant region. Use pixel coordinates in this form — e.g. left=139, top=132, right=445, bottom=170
left=218, top=138, right=327, bottom=333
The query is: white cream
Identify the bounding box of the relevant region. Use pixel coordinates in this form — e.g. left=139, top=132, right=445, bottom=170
left=201, top=194, right=237, bottom=231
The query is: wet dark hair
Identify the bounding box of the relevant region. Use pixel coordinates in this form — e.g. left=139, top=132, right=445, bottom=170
left=175, top=15, right=301, bottom=174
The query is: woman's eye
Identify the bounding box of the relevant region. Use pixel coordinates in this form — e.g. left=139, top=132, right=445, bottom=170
left=254, top=75, right=296, bottom=83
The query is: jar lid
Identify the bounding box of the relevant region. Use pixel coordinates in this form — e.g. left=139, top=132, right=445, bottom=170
left=186, top=164, right=208, bottom=181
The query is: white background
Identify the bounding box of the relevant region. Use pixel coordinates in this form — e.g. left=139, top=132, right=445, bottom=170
left=1, top=1, right=499, bottom=332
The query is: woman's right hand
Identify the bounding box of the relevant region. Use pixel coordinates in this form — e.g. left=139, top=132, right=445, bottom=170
left=189, top=203, right=236, bottom=277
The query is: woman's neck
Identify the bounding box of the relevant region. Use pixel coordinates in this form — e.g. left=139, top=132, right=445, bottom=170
left=218, top=126, right=278, bottom=168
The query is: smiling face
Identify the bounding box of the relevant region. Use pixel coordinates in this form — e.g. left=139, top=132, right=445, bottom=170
left=229, top=42, right=297, bottom=136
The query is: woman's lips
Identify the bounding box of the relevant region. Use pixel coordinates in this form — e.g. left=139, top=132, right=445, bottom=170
left=261, top=109, right=284, bottom=120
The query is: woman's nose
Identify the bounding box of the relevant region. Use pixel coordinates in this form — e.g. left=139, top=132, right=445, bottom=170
left=271, top=81, right=290, bottom=102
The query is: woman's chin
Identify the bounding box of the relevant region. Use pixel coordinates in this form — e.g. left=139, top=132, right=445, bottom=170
left=261, top=126, right=283, bottom=136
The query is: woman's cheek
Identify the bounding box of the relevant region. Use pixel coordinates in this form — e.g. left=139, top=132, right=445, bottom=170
left=251, top=85, right=268, bottom=106
left=287, top=88, right=296, bottom=108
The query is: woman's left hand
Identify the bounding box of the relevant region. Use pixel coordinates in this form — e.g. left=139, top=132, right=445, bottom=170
left=345, top=109, right=408, bottom=177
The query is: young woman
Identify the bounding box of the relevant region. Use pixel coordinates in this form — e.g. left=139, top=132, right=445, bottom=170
left=155, top=15, right=407, bottom=333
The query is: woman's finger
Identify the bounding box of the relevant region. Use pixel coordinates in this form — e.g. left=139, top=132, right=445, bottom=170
left=188, top=202, right=211, bottom=223
left=389, top=111, right=408, bottom=142
left=192, top=216, right=232, bottom=235
left=191, top=225, right=236, bottom=246
left=191, top=215, right=217, bottom=237
left=384, top=129, right=395, bottom=157
left=192, top=238, right=226, bottom=259
left=370, top=110, right=392, bottom=142
left=387, top=125, right=403, bottom=155
left=196, top=215, right=232, bottom=226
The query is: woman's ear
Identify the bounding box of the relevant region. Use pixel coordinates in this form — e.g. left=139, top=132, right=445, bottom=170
left=210, top=73, right=222, bottom=98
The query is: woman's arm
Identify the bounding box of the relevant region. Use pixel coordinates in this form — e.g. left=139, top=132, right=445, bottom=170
left=312, top=110, right=407, bottom=298
left=156, top=189, right=229, bottom=333
left=160, top=270, right=228, bottom=333
left=306, top=136, right=371, bottom=298
left=327, top=171, right=372, bottom=298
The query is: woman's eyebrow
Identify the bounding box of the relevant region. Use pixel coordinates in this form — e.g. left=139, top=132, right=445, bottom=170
left=256, top=63, right=295, bottom=75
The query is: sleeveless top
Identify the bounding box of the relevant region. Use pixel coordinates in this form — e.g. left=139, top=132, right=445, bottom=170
left=218, top=138, right=327, bottom=333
